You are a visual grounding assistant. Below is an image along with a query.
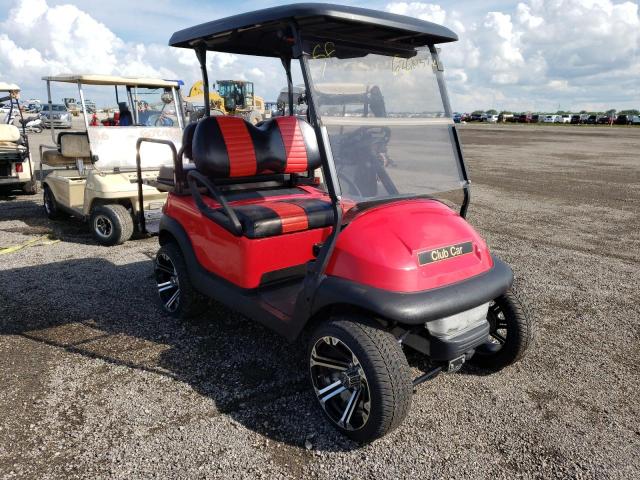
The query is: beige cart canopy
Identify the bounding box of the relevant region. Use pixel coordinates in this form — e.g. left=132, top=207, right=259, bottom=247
left=0, top=82, right=21, bottom=92
left=41, top=75, right=181, bottom=88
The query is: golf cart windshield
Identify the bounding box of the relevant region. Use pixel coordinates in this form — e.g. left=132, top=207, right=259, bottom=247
left=306, top=43, right=465, bottom=204
left=42, top=75, right=185, bottom=170
left=132, top=88, right=180, bottom=127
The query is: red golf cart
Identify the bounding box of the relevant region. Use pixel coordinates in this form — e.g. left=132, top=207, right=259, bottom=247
left=150, top=4, right=533, bottom=442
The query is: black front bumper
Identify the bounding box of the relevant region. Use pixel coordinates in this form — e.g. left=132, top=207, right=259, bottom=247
left=313, top=255, right=513, bottom=326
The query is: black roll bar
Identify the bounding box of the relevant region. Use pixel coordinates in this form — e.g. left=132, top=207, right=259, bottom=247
left=135, top=137, right=179, bottom=234
left=186, top=170, right=243, bottom=236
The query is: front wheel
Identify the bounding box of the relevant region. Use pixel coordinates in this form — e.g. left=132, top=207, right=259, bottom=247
left=471, top=290, right=534, bottom=370
left=308, top=317, right=413, bottom=443
left=90, top=204, right=134, bottom=246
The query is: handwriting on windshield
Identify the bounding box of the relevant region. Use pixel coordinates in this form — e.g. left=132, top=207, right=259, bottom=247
left=391, top=55, right=436, bottom=75
left=312, top=42, right=335, bottom=59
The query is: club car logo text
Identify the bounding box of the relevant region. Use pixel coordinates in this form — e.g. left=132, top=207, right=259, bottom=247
left=418, top=241, right=473, bottom=265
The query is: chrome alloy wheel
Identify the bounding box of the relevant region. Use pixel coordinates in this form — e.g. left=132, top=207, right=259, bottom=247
left=310, top=336, right=371, bottom=431
left=478, top=301, right=508, bottom=355
left=155, top=252, right=180, bottom=313
left=43, top=189, right=52, bottom=214
left=93, top=214, right=113, bottom=239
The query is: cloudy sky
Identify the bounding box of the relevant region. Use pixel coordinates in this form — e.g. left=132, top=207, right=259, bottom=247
left=0, top=0, right=638, bottom=112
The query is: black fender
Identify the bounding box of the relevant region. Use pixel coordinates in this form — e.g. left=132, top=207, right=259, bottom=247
left=159, top=215, right=298, bottom=340
left=309, top=256, right=514, bottom=326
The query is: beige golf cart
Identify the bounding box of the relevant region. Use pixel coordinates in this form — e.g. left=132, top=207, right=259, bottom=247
left=40, top=75, right=184, bottom=245
left=0, top=82, right=37, bottom=194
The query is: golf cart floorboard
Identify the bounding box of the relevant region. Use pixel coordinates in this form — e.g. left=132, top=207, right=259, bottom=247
left=257, top=279, right=303, bottom=319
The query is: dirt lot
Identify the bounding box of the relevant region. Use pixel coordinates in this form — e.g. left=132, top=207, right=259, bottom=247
left=1, top=124, right=639, bottom=479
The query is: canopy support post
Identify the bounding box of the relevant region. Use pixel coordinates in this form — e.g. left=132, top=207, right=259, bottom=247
left=281, top=56, right=294, bottom=116
left=195, top=46, right=210, bottom=118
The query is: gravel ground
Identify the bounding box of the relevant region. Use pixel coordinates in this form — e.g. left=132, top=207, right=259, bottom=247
left=1, top=124, right=639, bottom=479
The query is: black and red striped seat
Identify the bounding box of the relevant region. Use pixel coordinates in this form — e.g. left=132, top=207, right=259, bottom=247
left=225, top=197, right=333, bottom=238
left=191, top=116, right=332, bottom=238
left=192, top=115, right=321, bottom=178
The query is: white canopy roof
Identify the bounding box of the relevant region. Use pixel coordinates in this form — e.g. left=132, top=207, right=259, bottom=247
left=41, top=75, right=181, bottom=88
left=0, top=82, right=20, bottom=92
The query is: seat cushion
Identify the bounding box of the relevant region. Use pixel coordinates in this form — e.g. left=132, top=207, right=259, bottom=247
left=192, top=116, right=321, bottom=178
left=228, top=197, right=333, bottom=238
left=0, top=124, right=20, bottom=143
left=42, top=149, right=90, bottom=167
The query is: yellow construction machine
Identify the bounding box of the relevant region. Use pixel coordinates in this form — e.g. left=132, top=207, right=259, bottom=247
left=184, top=80, right=265, bottom=124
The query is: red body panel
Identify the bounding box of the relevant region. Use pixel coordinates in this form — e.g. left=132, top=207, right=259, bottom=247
left=326, top=200, right=493, bottom=293
left=164, top=187, right=332, bottom=289
left=167, top=191, right=490, bottom=293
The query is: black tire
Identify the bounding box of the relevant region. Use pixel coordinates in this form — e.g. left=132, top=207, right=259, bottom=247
left=43, top=185, right=64, bottom=219
left=308, top=316, right=412, bottom=442
left=471, top=290, right=534, bottom=370
left=90, top=204, right=134, bottom=246
left=154, top=242, right=208, bottom=319
left=23, top=180, right=38, bottom=195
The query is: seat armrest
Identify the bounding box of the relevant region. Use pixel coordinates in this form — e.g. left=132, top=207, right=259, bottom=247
left=186, top=170, right=243, bottom=236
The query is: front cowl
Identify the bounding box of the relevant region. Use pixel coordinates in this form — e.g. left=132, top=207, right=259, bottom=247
left=325, top=199, right=494, bottom=293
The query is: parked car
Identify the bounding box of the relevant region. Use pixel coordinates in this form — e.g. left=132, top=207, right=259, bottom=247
left=470, top=113, right=483, bottom=122
left=586, top=115, right=597, bottom=124
left=453, top=113, right=462, bottom=123
left=570, top=114, right=581, bottom=124
left=26, top=103, right=41, bottom=113
left=597, top=115, right=614, bottom=125
left=40, top=103, right=72, bottom=128
left=486, top=114, right=499, bottom=123
left=631, top=115, right=640, bottom=125
left=543, top=115, right=557, bottom=123
left=518, top=113, right=533, bottom=123
left=84, top=100, right=97, bottom=114
left=615, top=114, right=632, bottom=125
left=560, top=114, right=571, bottom=124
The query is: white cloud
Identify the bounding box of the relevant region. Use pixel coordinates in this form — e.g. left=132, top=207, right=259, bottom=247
left=386, top=2, right=447, bottom=25
left=0, top=0, right=290, bottom=105
left=387, top=0, right=640, bottom=111
left=1, top=0, right=637, bottom=112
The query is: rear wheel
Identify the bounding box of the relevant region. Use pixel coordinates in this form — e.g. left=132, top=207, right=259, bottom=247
left=471, top=290, right=533, bottom=370
left=154, top=242, right=208, bottom=319
left=23, top=180, right=38, bottom=195
left=308, top=317, right=412, bottom=442
left=90, top=204, right=134, bottom=246
left=43, top=185, right=64, bottom=219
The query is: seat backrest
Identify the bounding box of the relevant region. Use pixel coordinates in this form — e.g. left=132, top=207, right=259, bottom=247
left=191, top=116, right=320, bottom=178
left=181, top=122, right=197, bottom=162
left=0, top=124, right=20, bottom=143
left=59, top=132, right=91, bottom=158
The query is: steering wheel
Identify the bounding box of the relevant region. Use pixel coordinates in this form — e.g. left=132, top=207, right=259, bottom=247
left=336, top=168, right=364, bottom=198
